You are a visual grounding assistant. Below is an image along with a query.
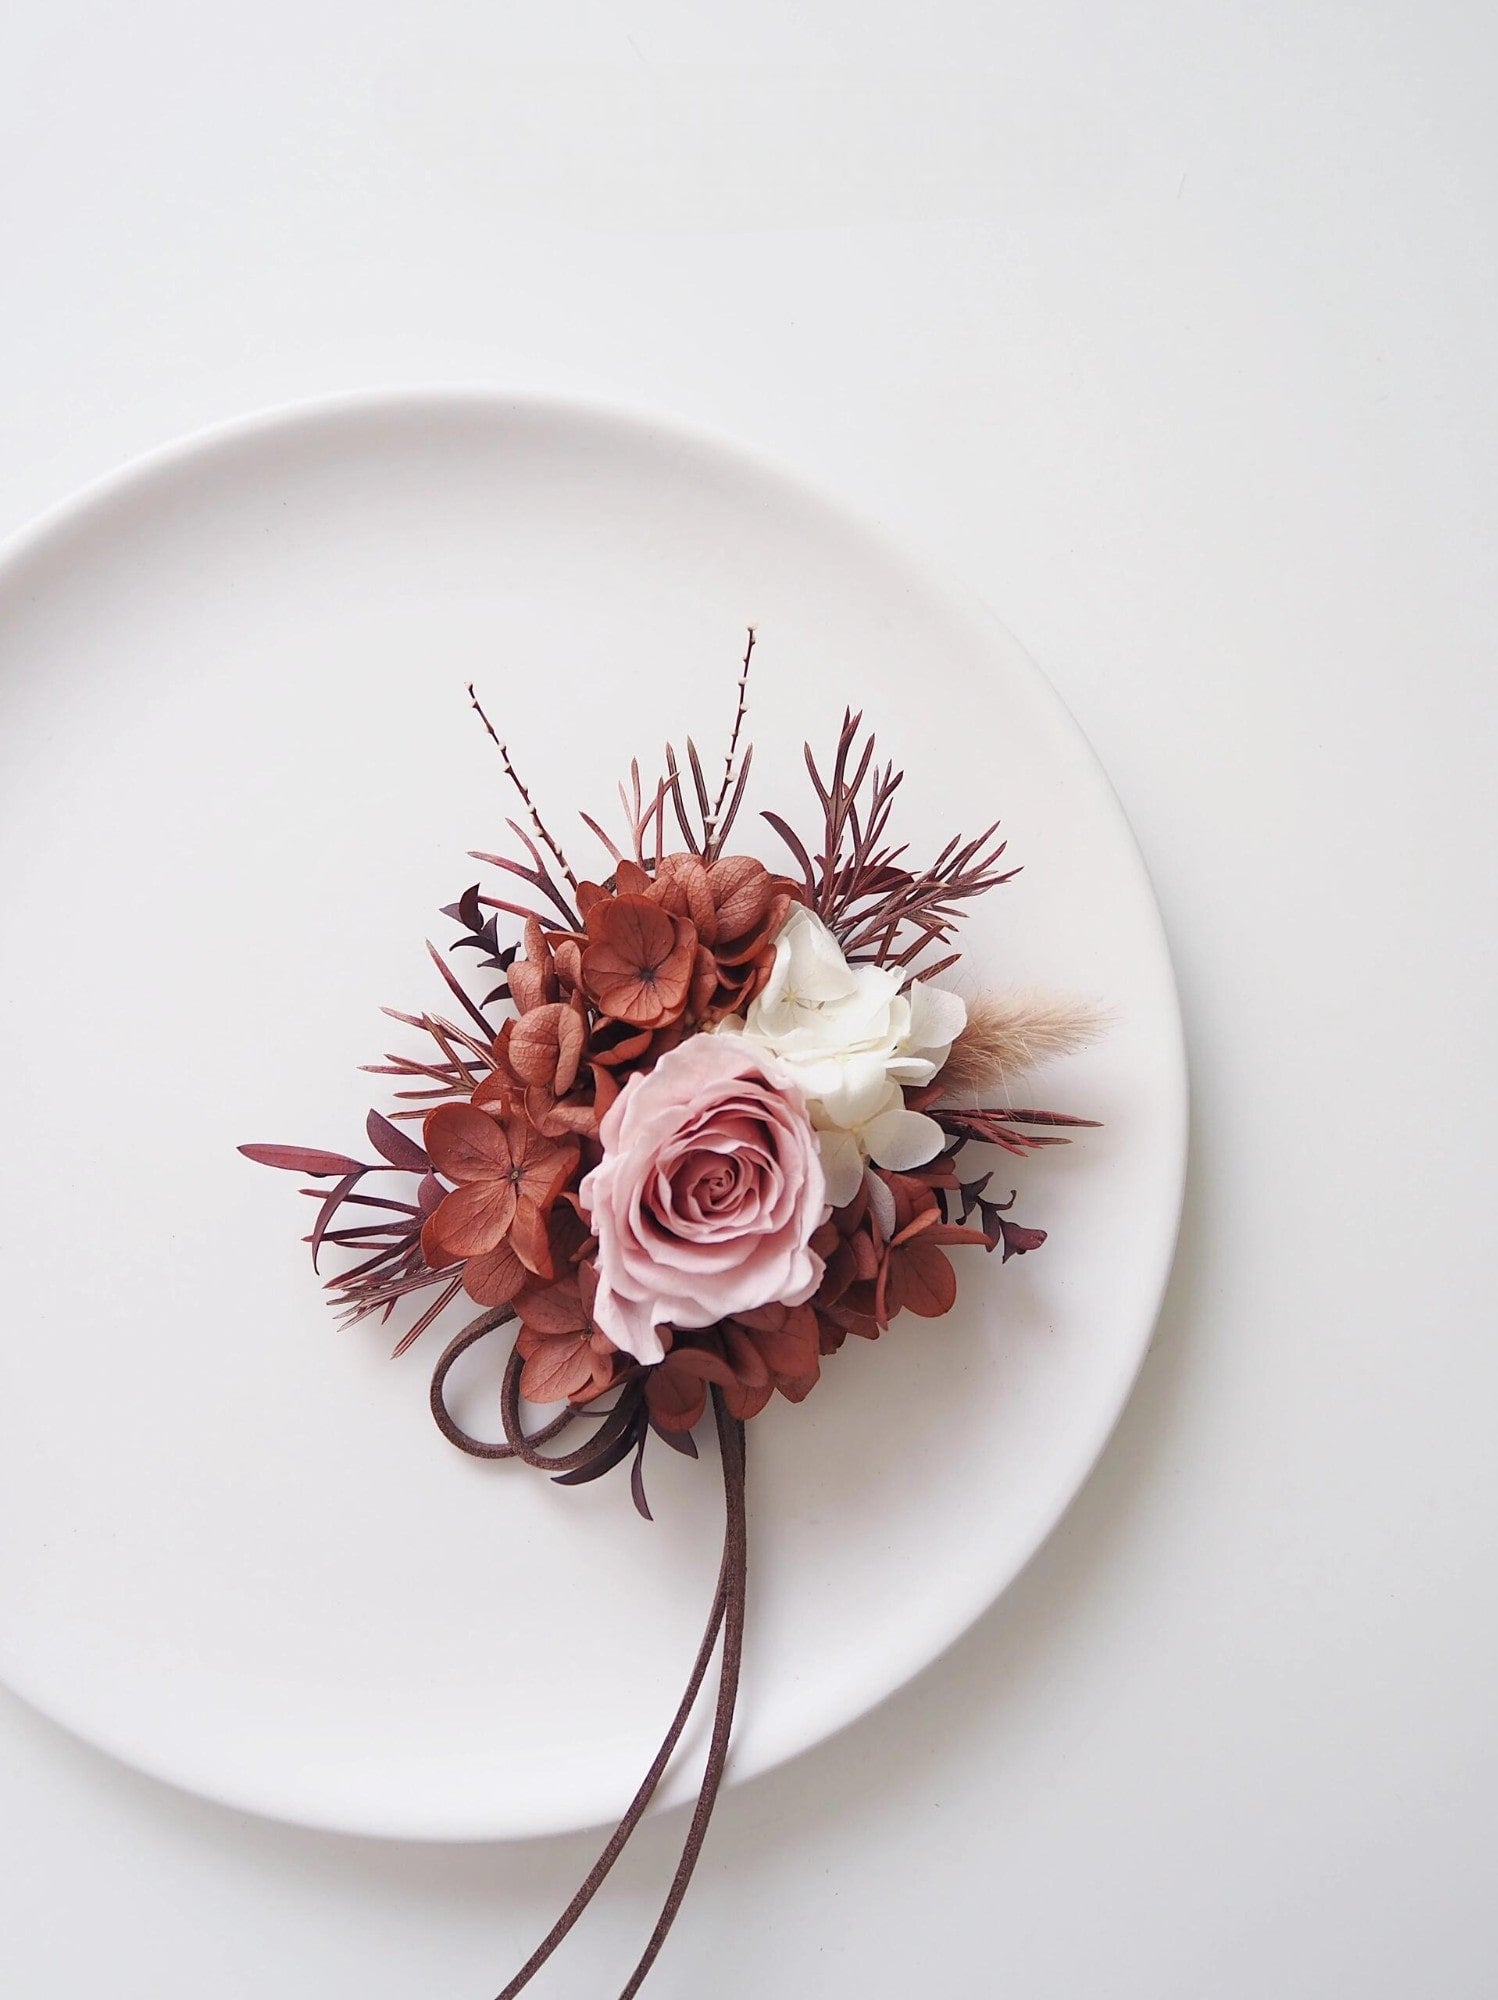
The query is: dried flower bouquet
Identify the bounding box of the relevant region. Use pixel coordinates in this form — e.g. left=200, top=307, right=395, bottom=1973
left=243, top=631, right=1096, bottom=1996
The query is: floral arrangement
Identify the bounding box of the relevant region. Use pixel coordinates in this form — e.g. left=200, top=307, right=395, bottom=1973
left=242, top=633, right=1095, bottom=1996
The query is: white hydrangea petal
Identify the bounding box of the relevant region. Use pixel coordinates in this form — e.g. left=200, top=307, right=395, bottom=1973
left=861, top=1106, right=945, bottom=1173
left=748, top=935, right=793, bottom=1023
left=751, top=918, right=868, bottom=1039
left=783, top=1051, right=855, bottom=1105
left=900, top=984, right=972, bottom=1064
left=814, top=1057, right=893, bottom=1130
left=817, top=1129, right=865, bottom=1209
left=800, top=909, right=861, bottom=992
left=885, top=1052, right=941, bottom=1085
left=842, top=963, right=903, bottom=1032
left=863, top=1167, right=898, bottom=1242
left=905, top=982, right=967, bottom=1052
left=739, top=915, right=964, bottom=1155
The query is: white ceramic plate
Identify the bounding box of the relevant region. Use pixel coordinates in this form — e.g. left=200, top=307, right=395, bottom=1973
left=0, top=391, right=1184, bottom=1840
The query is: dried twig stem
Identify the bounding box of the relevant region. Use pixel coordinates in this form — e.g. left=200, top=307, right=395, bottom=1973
left=467, top=682, right=579, bottom=892
left=707, top=626, right=755, bottom=836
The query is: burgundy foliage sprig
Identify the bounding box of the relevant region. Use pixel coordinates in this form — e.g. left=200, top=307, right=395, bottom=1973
left=763, top=704, right=1020, bottom=981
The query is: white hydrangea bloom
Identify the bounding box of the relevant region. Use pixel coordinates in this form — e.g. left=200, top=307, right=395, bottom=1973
left=724, top=906, right=966, bottom=1208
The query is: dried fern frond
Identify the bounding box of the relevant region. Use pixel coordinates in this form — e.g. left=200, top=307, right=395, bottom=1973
left=937, top=990, right=1105, bottom=1097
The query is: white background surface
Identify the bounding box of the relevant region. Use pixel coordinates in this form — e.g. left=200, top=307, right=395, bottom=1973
left=0, top=4, right=1494, bottom=1995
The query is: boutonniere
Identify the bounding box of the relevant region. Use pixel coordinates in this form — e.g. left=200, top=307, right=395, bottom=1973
left=243, top=632, right=1097, bottom=1994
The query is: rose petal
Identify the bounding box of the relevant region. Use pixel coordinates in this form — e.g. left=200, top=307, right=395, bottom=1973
left=580, top=1034, right=826, bottom=1355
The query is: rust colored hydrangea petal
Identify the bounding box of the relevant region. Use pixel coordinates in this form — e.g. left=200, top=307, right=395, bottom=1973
left=519, top=1333, right=601, bottom=1405
left=515, top=1274, right=591, bottom=1338
left=511, top=1016, right=580, bottom=1100
left=507, top=1133, right=578, bottom=1277
left=645, top=1366, right=706, bottom=1434
left=575, top=1253, right=602, bottom=1319
left=510, top=1126, right=580, bottom=1196
left=525, top=1090, right=598, bottom=1140
left=733, top=1302, right=820, bottom=1383
left=468, top=1072, right=510, bottom=1115
left=508, top=1201, right=550, bottom=1277
left=586, top=897, right=674, bottom=957
left=587, top=1019, right=655, bottom=1067
left=891, top=1240, right=959, bottom=1317
left=552, top=938, right=584, bottom=991
left=423, top=1101, right=512, bottom=1184
left=884, top=1170, right=939, bottom=1239
left=509, top=1002, right=586, bottom=1095
left=775, top=1364, right=820, bottom=1404
left=425, top=1177, right=519, bottom=1259
left=851, top=1231, right=881, bottom=1281
left=508, top=918, right=559, bottom=1015
left=707, top=854, right=774, bottom=940
left=660, top=1344, right=739, bottom=1392
left=591, top=1063, right=622, bottom=1119
left=584, top=926, right=695, bottom=1025
left=721, top=1377, right=775, bottom=1422
left=419, top=1211, right=461, bottom=1271
left=688, top=942, right=718, bottom=1018
left=652, top=852, right=717, bottom=936
left=508, top=962, right=547, bottom=1015
left=582, top=963, right=657, bottom=1025
left=722, top=1325, right=772, bottom=1392
left=889, top=1204, right=941, bottom=1250
left=613, top=859, right=652, bottom=897
left=582, top=894, right=695, bottom=1027
left=655, top=926, right=699, bottom=986
left=555, top=1009, right=587, bottom=1094
left=462, top=1239, right=527, bottom=1306
left=643, top=1350, right=718, bottom=1433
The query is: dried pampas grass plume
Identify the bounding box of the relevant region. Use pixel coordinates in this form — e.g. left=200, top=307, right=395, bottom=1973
left=937, top=990, right=1105, bottom=1098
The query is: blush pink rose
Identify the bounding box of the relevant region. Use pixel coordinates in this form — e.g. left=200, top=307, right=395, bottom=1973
left=578, top=1033, right=826, bottom=1364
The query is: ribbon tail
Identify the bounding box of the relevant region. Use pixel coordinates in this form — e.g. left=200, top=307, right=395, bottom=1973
left=495, top=1388, right=748, bottom=2000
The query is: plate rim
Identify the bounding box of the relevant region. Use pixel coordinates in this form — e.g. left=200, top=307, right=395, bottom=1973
left=0, top=384, right=1189, bottom=1839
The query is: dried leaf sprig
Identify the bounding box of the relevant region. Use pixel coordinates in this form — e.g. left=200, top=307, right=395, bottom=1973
left=764, top=706, right=1019, bottom=980
left=242, top=1115, right=459, bottom=1346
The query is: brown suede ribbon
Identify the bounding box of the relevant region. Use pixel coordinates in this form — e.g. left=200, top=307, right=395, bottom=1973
left=429, top=1313, right=748, bottom=1998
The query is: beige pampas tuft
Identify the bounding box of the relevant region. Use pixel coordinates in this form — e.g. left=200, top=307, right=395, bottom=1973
left=937, top=990, right=1105, bottom=1098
